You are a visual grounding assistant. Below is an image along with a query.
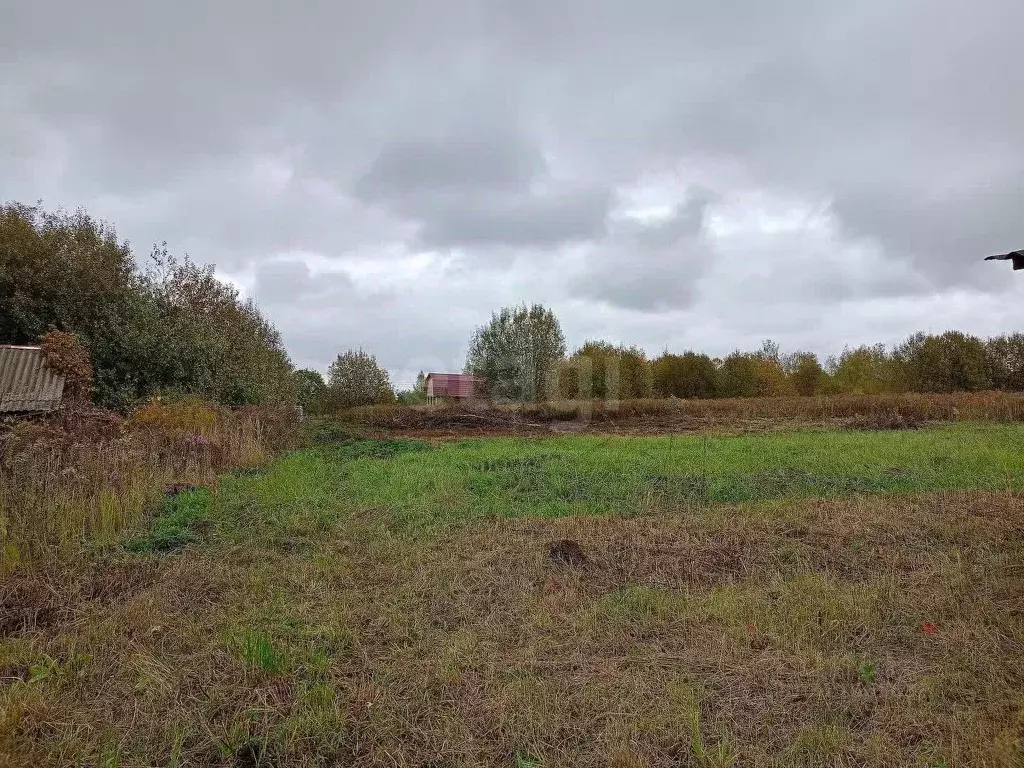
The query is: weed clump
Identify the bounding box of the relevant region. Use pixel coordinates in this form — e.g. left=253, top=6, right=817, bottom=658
left=39, top=330, right=93, bottom=405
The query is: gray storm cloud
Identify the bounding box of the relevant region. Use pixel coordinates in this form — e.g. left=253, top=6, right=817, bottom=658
left=3, top=0, right=1022, bottom=385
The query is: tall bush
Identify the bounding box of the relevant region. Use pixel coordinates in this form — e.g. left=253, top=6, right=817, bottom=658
left=896, top=331, right=991, bottom=393
left=0, top=203, right=294, bottom=409
left=652, top=352, right=718, bottom=398
left=328, top=349, right=395, bottom=409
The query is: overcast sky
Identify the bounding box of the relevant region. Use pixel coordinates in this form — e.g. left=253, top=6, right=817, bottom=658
left=4, top=1, right=1022, bottom=387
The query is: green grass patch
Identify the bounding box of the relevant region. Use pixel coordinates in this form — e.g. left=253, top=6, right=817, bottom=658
left=149, top=439, right=432, bottom=546
left=175, top=426, right=1024, bottom=540
left=343, top=424, right=1024, bottom=523
left=125, top=487, right=212, bottom=553
left=595, top=586, right=691, bottom=624
left=323, top=436, right=431, bottom=461
left=234, top=630, right=287, bottom=675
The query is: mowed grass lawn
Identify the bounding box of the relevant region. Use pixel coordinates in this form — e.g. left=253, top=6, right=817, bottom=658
left=2, top=424, right=1024, bottom=767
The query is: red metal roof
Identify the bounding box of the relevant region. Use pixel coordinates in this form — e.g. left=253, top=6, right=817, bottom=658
left=425, top=373, right=485, bottom=399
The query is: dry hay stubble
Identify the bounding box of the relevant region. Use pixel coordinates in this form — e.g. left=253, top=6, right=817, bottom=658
left=2, top=489, right=1022, bottom=766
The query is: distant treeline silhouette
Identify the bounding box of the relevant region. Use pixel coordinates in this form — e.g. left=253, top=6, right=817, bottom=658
left=463, top=305, right=1024, bottom=403
left=553, top=334, right=1023, bottom=401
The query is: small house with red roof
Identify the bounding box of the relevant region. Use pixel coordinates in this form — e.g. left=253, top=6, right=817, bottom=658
left=425, top=373, right=486, bottom=403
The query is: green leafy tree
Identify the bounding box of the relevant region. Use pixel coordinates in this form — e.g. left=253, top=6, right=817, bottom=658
left=751, top=339, right=794, bottom=397
left=557, top=342, right=652, bottom=400
left=144, top=248, right=294, bottom=407
left=465, top=304, right=566, bottom=402
left=0, top=203, right=157, bottom=408
left=293, top=369, right=328, bottom=414
left=0, top=203, right=135, bottom=344
left=0, top=203, right=294, bottom=409
left=328, top=349, right=395, bottom=408
left=616, top=345, right=653, bottom=400
left=718, top=352, right=759, bottom=398
left=557, top=341, right=613, bottom=400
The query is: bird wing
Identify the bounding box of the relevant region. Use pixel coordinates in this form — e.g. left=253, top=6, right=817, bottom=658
left=984, top=254, right=1004, bottom=261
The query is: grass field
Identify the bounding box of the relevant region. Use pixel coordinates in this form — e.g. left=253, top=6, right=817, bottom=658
left=2, top=423, right=1023, bottom=766
left=343, top=425, right=1024, bottom=523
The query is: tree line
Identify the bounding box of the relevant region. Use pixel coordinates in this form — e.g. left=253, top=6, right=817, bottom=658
left=314, top=303, right=1024, bottom=411
left=1, top=202, right=294, bottom=410
left=6, top=202, right=1020, bottom=413
left=299, top=303, right=1024, bottom=413
left=464, top=305, right=1024, bottom=403
left=0, top=202, right=410, bottom=415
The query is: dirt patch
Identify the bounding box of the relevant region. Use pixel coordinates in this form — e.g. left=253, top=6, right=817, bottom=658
left=591, top=529, right=752, bottom=588
left=85, top=560, right=162, bottom=604
left=0, top=578, right=76, bottom=636
left=337, top=391, right=1024, bottom=440
left=547, top=539, right=589, bottom=568
left=367, top=426, right=551, bottom=442
left=372, top=415, right=938, bottom=441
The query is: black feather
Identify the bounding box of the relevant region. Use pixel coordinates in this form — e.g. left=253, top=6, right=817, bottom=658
left=984, top=250, right=1024, bottom=269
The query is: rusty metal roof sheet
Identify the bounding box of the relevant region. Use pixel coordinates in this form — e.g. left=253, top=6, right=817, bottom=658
left=0, top=346, right=65, bottom=412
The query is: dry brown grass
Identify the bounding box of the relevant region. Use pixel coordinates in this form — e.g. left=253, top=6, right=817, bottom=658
left=0, top=401, right=298, bottom=569
left=340, top=391, right=1024, bottom=439
left=3, top=489, right=1022, bottom=766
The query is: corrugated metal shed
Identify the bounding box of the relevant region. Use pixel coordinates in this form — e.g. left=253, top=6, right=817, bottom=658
left=0, top=346, right=65, bottom=413
left=425, top=373, right=486, bottom=400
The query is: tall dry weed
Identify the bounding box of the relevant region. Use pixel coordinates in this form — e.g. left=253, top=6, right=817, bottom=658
left=339, top=391, right=1024, bottom=432
left=0, top=401, right=298, bottom=570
